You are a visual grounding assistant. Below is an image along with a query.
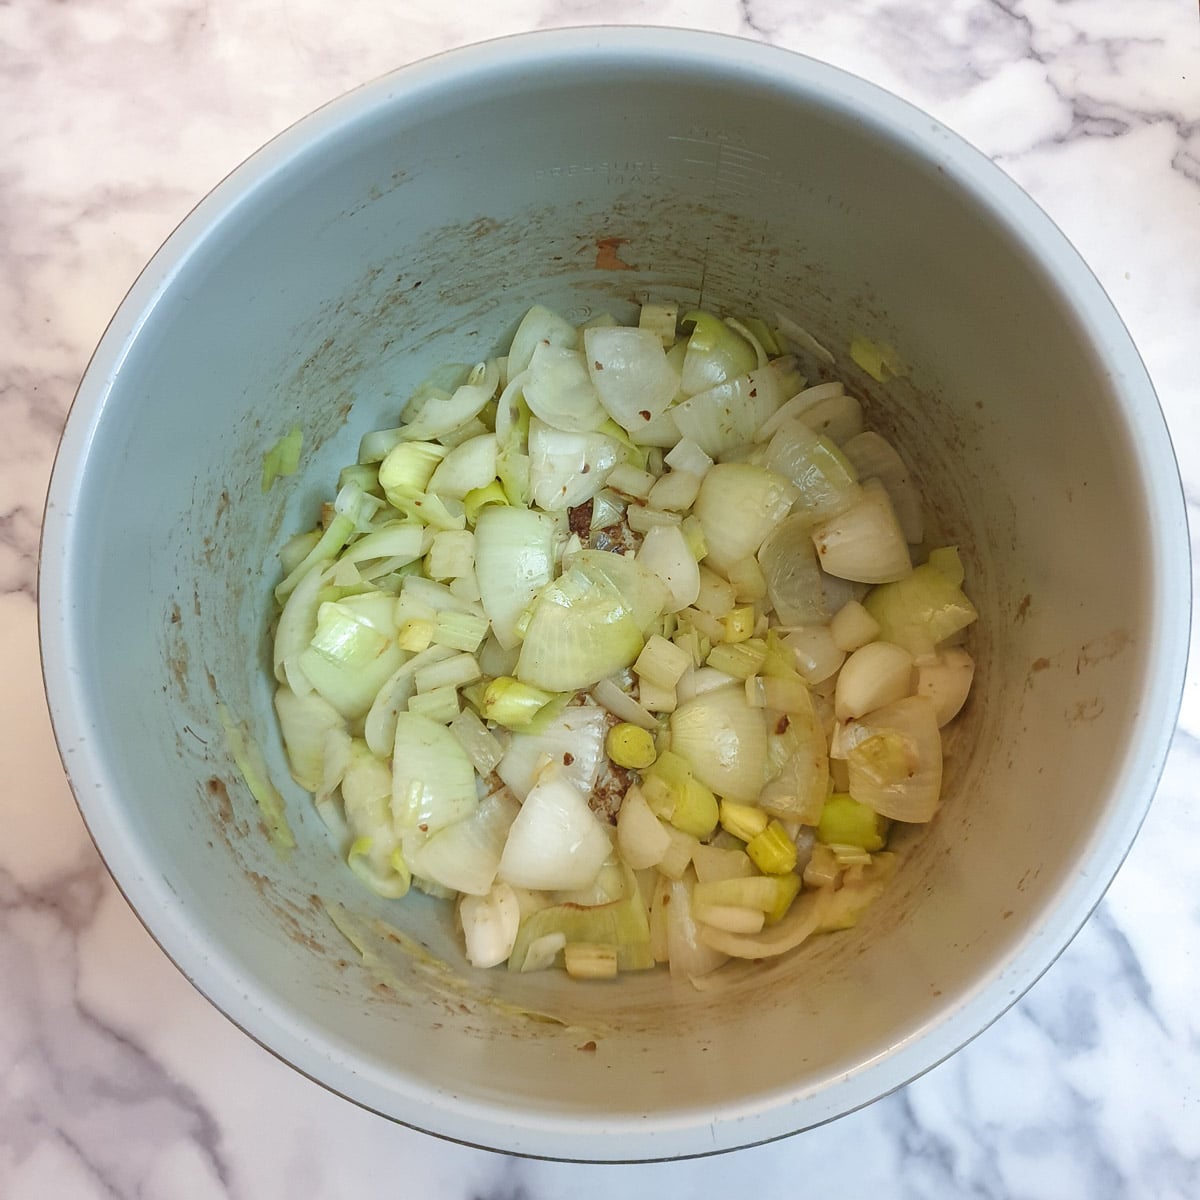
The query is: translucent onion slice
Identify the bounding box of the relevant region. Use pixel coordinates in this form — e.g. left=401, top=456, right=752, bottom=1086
left=671, top=366, right=782, bottom=459
left=692, top=463, right=799, bottom=574
left=756, top=381, right=845, bottom=443
left=527, top=418, right=620, bottom=511
left=842, top=695, right=943, bottom=822
left=667, top=875, right=729, bottom=980
left=584, top=326, right=681, bottom=435
left=506, top=304, right=579, bottom=380
left=474, top=505, right=556, bottom=649
left=763, top=418, right=862, bottom=523
left=408, top=789, right=522, bottom=896
left=524, top=343, right=608, bottom=432
left=914, top=647, right=975, bottom=726
left=757, top=513, right=829, bottom=626
left=637, top=523, right=701, bottom=612
left=783, top=625, right=845, bottom=685
left=795, top=392, right=863, bottom=444
left=497, top=705, right=609, bottom=801
left=398, top=360, right=500, bottom=442
left=810, top=478, right=913, bottom=584
left=274, top=686, right=346, bottom=793
left=391, top=712, right=479, bottom=835
left=496, top=772, right=612, bottom=891
left=862, top=552, right=978, bottom=659
left=841, top=431, right=924, bottom=544
left=670, top=685, right=769, bottom=803
left=426, top=433, right=498, bottom=500
left=698, top=887, right=829, bottom=958
left=679, top=311, right=759, bottom=396
left=273, top=559, right=329, bottom=688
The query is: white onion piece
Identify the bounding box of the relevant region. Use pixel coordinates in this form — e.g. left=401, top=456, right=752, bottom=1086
left=763, top=418, right=861, bottom=523
left=699, top=888, right=829, bottom=959
left=756, top=381, right=845, bottom=443
left=631, top=405, right=682, bottom=448
left=524, top=343, right=608, bottom=432
left=617, top=788, right=672, bottom=870
left=667, top=877, right=728, bottom=980
left=670, top=685, right=769, bottom=802
left=426, top=433, right=498, bottom=500
left=527, top=418, right=620, bottom=511
left=693, top=463, right=799, bottom=573
left=774, top=310, right=836, bottom=365
left=843, top=695, right=943, bottom=822
left=391, top=713, right=479, bottom=835
left=399, top=360, right=500, bottom=442
left=646, top=468, right=702, bottom=513
left=783, top=625, right=845, bottom=685
left=841, top=431, right=925, bottom=544
left=584, top=326, right=680, bottom=434
left=834, top=641, right=915, bottom=720
left=459, top=882, right=521, bottom=968
left=496, top=706, right=608, bottom=801
left=757, top=513, right=829, bottom=625
left=811, top=478, right=912, bottom=584
left=273, top=560, right=329, bottom=688
left=796, top=392, right=863, bottom=444
left=409, top=789, right=522, bottom=896
left=506, top=304, right=578, bottom=380
left=675, top=666, right=739, bottom=705
left=671, top=366, right=782, bottom=459
left=637, top=523, right=701, bottom=612
left=497, top=772, right=612, bottom=891
left=274, top=686, right=345, bottom=792
left=915, top=647, right=975, bottom=726
left=474, top=505, right=556, bottom=649
left=590, top=677, right=659, bottom=731
left=829, top=598, right=881, bottom=652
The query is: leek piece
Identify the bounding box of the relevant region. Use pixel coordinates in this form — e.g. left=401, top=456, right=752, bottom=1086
left=459, top=882, right=521, bottom=967
left=430, top=610, right=488, bottom=654
left=563, top=942, right=620, bottom=980
left=626, top=504, right=681, bottom=534
left=388, top=490, right=467, bottom=532
left=398, top=618, right=434, bottom=652
left=692, top=875, right=783, bottom=914
left=640, top=749, right=719, bottom=839
left=447, top=708, right=505, bottom=776
left=850, top=334, right=907, bottom=383
left=637, top=676, right=678, bottom=714
left=274, top=513, right=355, bottom=603
left=606, top=723, right=657, bottom=770
left=817, top=792, right=890, bottom=852
left=810, top=479, right=912, bottom=584
left=746, top=820, right=799, bottom=875
left=407, top=685, right=462, bottom=723
left=719, top=800, right=769, bottom=843
left=633, top=634, right=692, bottom=691
left=261, top=425, right=303, bottom=492
left=803, top=843, right=841, bottom=888
left=378, top=440, right=447, bottom=504
left=606, top=462, right=657, bottom=500
left=339, top=463, right=381, bottom=498
left=647, top=468, right=703, bottom=513
left=391, top=712, right=478, bottom=835
left=397, top=360, right=500, bottom=442
left=862, top=553, right=978, bottom=659
left=482, top=676, right=557, bottom=729
left=462, top=479, right=509, bottom=524
left=508, top=867, right=653, bottom=972
left=639, top=300, right=679, bottom=347
left=722, top=605, right=756, bottom=644
left=706, top=639, right=767, bottom=680
left=737, top=315, right=783, bottom=358
left=473, top=505, right=555, bottom=649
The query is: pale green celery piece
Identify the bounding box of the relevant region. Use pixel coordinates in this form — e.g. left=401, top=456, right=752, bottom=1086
left=262, top=425, right=303, bottom=492
left=407, top=685, right=462, bottom=724
left=850, top=334, right=908, bottom=383
left=706, top=640, right=767, bottom=680
left=431, top=610, right=489, bottom=653
left=817, top=792, right=890, bottom=852
left=508, top=867, right=653, bottom=973
left=217, top=703, right=295, bottom=857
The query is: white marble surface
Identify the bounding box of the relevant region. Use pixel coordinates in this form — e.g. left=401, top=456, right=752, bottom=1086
left=3, top=0, right=1199, bottom=1195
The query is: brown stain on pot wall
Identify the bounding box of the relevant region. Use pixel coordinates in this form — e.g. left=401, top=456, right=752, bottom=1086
left=595, top=237, right=634, bottom=271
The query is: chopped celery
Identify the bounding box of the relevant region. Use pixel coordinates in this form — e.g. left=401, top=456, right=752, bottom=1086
left=633, top=634, right=692, bottom=691
left=431, top=610, right=488, bottom=653
left=407, top=685, right=462, bottom=723
left=706, top=639, right=767, bottom=680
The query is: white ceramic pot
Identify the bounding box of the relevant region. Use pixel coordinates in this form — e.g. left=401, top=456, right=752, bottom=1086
left=40, top=28, right=1189, bottom=1160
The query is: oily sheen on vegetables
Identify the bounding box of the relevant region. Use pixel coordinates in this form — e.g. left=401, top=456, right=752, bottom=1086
left=268, top=301, right=978, bottom=983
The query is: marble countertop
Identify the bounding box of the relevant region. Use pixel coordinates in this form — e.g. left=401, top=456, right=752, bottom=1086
left=3, top=1, right=1198, bottom=1196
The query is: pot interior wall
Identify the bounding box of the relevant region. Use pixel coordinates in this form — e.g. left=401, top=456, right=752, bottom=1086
left=58, top=45, right=1157, bottom=1150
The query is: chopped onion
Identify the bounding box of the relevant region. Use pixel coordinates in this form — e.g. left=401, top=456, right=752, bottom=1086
left=670, top=685, right=769, bottom=803
left=829, top=598, right=881, bottom=652
left=783, top=625, right=845, bottom=685
left=693, top=463, right=799, bottom=574
left=671, top=366, right=782, bottom=459
left=497, top=772, right=612, bottom=891
left=590, top=676, right=659, bottom=731
left=834, top=641, right=915, bottom=720
left=810, top=478, right=912, bottom=584
left=391, top=712, right=479, bottom=835
left=426, top=434, right=498, bottom=501
left=274, top=686, right=346, bottom=793
left=617, top=788, right=672, bottom=870
left=497, top=705, right=608, bottom=800
left=666, top=876, right=729, bottom=979
left=524, top=343, right=608, bottom=432
left=397, top=360, right=500, bottom=442
left=842, top=695, right=943, bottom=822
left=795, top=392, right=863, bottom=444
left=637, top=523, right=701, bottom=612
left=584, top=326, right=680, bottom=434
left=915, top=647, right=975, bottom=726
left=841, top=431, right=924, bottom=544
left=862, top=552, right=978, bottom=658
left=409, top=789, right=521, bottom=896
left=506, top=304, right=578, bottom=379
left=474, top=505, right=556, bottom=649
left=763, top=418, right=861, bottom=523
left=698, top=887, right=829, bottom=959
left=459, top=882, right=521, bottom=968
left=527, top=418, right=620, bottom=510
left=757, top=513, right=830, bottom=626
left=362, top=644, right=456, bottom=757
left=679, top=311, right=759, bottom=395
